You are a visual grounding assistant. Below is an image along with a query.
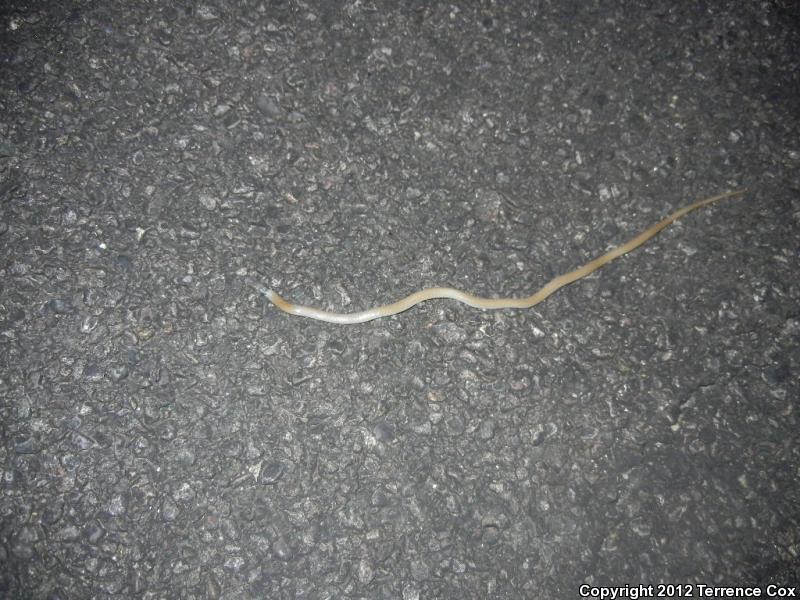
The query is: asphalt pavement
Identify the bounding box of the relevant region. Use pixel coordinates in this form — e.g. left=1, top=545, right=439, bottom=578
left=1, top=2, right=798, bottom=598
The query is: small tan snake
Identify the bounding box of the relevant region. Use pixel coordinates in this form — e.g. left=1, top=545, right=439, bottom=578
left=263, top=189, right=746, bottom=324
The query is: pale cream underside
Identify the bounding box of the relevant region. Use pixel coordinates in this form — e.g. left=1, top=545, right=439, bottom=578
left=265, top=189, right=747, bottom=324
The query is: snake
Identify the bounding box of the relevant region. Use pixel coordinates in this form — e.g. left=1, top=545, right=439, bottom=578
left=260, top=189, right=746, bottom=324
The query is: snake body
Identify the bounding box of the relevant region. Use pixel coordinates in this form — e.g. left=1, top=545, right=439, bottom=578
left=263, top=189, right=746, bottom=324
